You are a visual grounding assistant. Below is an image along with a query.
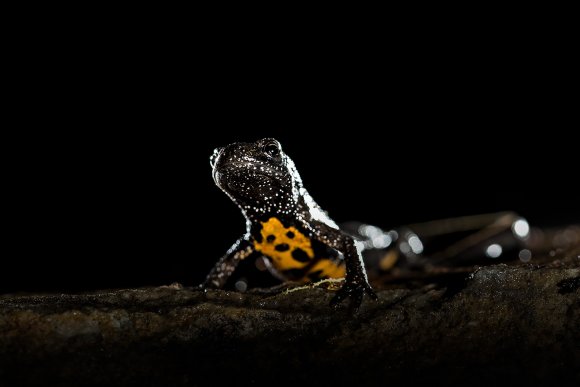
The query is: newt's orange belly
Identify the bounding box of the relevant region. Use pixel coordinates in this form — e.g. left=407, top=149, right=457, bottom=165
left=253, top=217, right=346, bottom=282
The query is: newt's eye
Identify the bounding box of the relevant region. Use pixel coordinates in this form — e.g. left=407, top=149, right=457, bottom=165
left=262, top=141, right=281, bottom=158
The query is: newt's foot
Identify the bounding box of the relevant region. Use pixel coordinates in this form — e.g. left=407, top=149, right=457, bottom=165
left=330, top=280, right=377, bottom=310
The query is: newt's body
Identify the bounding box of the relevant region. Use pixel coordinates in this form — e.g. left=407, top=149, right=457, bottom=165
left=203, top=138, right=376, bottom=307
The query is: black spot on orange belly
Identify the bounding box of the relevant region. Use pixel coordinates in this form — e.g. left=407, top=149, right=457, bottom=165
left=275, top=243, right=290, bottom=251
left=291, top=248, right=310, bottom=262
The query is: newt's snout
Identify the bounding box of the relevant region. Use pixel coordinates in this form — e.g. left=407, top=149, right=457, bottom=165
left=210, top=147, right=224, bottom=169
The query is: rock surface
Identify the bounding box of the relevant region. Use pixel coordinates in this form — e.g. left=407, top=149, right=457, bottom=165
left=1, top=253, right=579, bottom=387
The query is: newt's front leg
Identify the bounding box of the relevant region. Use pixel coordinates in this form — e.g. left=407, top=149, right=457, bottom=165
left=202, top=237, right=256, bottom=289
left=308, top=221, right=377, bottom=309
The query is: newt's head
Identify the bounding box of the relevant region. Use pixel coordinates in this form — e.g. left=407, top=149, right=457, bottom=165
left=210, top=138, right=302, bottom=217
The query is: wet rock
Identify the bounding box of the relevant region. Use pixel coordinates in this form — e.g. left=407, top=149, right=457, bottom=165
left=0, top=253, right=578, bottom=386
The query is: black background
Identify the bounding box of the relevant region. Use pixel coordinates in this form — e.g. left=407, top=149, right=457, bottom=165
left=4, top=31, right=578, bottom=294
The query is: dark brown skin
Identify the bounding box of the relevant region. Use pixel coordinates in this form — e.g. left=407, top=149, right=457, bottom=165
left=203, top=138, right=377, bottom=308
